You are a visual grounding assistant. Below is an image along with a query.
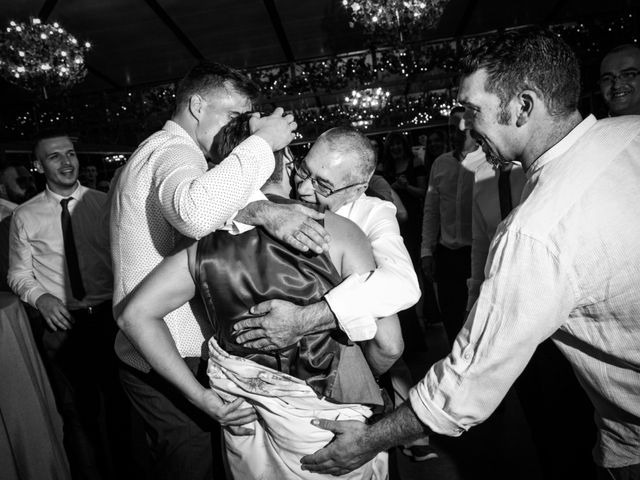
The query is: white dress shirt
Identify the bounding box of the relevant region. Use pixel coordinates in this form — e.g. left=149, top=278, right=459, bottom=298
left=466, top=162, right=526, bottom=310
left=111, top=120, right=274, bottom=370
left=8, top=184, right=112, bottom=309
left=324, top=194, right=421, bottom=341
left=410, top=115, right=640, bottom=468
left=421, top=147, right=486, bottom=257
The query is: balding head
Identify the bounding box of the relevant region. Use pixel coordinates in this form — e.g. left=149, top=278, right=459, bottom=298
left=600, top=44, right=640, bottom=116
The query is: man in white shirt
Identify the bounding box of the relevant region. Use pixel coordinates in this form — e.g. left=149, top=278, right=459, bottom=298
left=111, top=61, right=328, bottom=480
left=599, top=44, right=640, bottom=117
left=301, top=29, right=640, bottom=480
left=8, top=130, right=132, bottom=479
left=421, top=106, right=484, bottom=344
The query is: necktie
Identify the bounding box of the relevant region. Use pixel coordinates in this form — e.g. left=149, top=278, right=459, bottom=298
left=498, top=167, right=513, bottom=220
left=60, top=198, right=86, bottom=300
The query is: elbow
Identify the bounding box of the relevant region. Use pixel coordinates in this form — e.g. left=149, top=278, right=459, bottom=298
left=387, top=337, right=405, bottom=363
left=116, top=300, right=139, bottom=332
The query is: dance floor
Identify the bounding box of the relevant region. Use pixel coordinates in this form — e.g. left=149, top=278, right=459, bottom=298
left=393, top=320, right=543, bottom=480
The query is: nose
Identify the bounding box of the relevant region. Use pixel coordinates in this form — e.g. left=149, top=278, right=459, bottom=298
left=62, top=154, right=74, bottom=165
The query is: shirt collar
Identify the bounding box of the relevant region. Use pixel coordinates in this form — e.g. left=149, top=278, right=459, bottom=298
left=163, top=120, right=199, bottom=148
left=45, top=182, right=84, bottom=204
left=526, top=114, right=597, bottom=177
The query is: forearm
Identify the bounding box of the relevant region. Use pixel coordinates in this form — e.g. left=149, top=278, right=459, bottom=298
left=157, top=136, right=274, bottom=239
left=234, top=200, right=268, bottom=226
left=119, top=315, right=206, bottom=406
left=297, top=300, right=338, bottom=335
left=362, top=314, right=403, bottom=376
left=368, top=403, right=430, bottom=451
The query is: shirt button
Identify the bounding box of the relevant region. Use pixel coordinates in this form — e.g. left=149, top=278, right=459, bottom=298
left=464, top=351, right=472, bottom=360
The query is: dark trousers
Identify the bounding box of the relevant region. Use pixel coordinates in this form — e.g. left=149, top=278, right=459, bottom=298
left=434, top=244, right=471, bottom=345
left=31, top=300, right=135, bottom=480
left=515, top=339, right=597, bottom=479
left=118, top=357, right=224, bottom=480
left=598, top=463, right=640, bottom=480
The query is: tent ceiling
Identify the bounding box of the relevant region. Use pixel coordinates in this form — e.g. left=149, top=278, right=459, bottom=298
left=1, top=0, right=637, bottom=96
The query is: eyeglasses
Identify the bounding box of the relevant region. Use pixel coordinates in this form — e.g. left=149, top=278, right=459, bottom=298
left=294, top=162, right=365, bottom=197
left=599, top=69, right=640, bottom=87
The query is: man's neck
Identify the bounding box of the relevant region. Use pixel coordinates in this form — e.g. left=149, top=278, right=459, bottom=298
left=171, top=112, right=205, bottom=156
left=47, top=182, right=79, bottom=198
left=519, top=110, right=583, bottom=170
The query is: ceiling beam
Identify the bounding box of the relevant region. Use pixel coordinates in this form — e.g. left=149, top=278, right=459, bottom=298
left=143, top=0, right=204, bottom=60
left=454, top=0, right=479, bottom=38
left=262, top=0, right=295, bottom=63
left=38, top=0, right=58, bottom=21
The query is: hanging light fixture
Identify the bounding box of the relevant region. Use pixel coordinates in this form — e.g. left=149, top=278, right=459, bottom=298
left=344, top=87, right=390, bottom=128
left=0, top=17, right=91, bottom=96
left=342, top=0, right=449, bottom=39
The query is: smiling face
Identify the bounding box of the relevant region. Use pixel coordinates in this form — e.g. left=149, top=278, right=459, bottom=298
left=35, top=136, right=80, bottom=196
left=600, top=47, right=640, bottom=116
left=194, top=86, right=252, bottom=158
left=458, top=69, right=522, bottom=167
left=295, top=139, right=366, bottom=212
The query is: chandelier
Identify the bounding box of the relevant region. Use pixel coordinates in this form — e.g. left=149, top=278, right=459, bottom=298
left=345, top=87, right=390, bottom=110
left=342, top=0, right=449, bottom=38
left=0, top=18, right=91, bottom=95
left=345, top=87, right=390, bottom=128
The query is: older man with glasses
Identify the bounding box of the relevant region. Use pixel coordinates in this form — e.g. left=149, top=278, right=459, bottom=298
left=600, top=44, right=640, bottom=116
left=233, top=126, right=419, bottom=355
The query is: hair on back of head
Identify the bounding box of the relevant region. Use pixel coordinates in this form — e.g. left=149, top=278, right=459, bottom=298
left=460, top=27, right=580, bottom=117
left=175, top=61, right=260, bottom=112
left=215, top=112, right=285, bottom=185
left=319, top=126, right=376, bottom=181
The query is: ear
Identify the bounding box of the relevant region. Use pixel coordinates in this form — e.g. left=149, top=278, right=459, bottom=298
left=188, top=94, right=205, bottom=120
left=516, top=91, right=536, bottom=127
left=34, top=159, right=44, bottom=174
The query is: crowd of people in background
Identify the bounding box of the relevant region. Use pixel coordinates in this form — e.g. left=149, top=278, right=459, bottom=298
left=1, top=29, right=640, bottom=480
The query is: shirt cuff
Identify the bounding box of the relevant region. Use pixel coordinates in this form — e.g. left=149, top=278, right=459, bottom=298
left=324, top=273, right=378, bottom=341
left=28, top=287, right=50, bottom=309
left=409, top=378, right=466, bottom=437
left=223, top=190, right=267, bottom=234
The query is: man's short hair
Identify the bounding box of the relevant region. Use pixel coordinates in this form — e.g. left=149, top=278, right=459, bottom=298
left=318, top=127, right=376, bottom=183
left=461, top=28, right=580, bottom=119
left=32, top=128, right=72, bottom=158
left=175, top=61, right=260, bottom=112
left=215, top=112, right=285, bottom=185
left=603, top=43, right=640, bottom=59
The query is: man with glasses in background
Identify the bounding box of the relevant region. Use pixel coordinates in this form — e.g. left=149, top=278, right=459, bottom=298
left=600, top=44, right=640, bottom=116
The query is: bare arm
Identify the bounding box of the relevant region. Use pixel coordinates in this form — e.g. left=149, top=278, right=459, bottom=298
left=117, top=243, right=256, bottom=428
left=329, top=213, right=404, bottom=376
left=362, top=314, right=403, bottom=377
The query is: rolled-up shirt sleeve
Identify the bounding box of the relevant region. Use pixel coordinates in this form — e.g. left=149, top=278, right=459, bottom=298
left=410, top=228, right=577, bottom=435
left=154, top=135, right=274, bottom=240
left=325, top=200, right=421, bottom=341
